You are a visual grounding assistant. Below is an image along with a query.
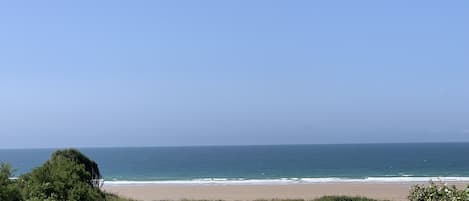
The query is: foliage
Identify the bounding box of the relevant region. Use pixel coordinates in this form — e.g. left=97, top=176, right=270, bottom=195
left=408, top=181, right=469, bottom=201
left=20, top=151, right=104, bottom=201
left=1, top=149, right=137, bottom=201
left=50, top=149, right=102, bottom=187
left=0, top=163, right=23, bottom=201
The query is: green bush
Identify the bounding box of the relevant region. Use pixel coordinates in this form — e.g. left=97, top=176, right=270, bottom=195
left=20, top=151, right=104, bottom=201
left=408, top=181, right=469, bottom=201
left=50, top=149, right=102, bottom=187
left=1, top=149, right=138, bottom=201
left=1, top=149, right=136, bottom=201
left=0, top=163, right=23, bottom=201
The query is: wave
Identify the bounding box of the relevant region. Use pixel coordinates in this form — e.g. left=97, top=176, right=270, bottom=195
left=103, top=177, right=469, bottom=186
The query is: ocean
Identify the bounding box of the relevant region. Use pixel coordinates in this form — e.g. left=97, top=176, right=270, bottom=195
left=1, top=143, right=469, bottom=184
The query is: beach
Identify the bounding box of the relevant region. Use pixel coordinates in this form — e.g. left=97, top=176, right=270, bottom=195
left=103, top=182, right=469, bottom=201
left=4, top=145, right=469, bottom=201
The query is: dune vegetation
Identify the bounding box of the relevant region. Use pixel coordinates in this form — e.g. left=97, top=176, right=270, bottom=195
left=1, top=149, right=469, bottom=201
left=0, top=149, right=133, bottom=201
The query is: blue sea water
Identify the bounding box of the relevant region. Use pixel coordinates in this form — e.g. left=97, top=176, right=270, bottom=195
left=1, top=143, right=469, bottom=184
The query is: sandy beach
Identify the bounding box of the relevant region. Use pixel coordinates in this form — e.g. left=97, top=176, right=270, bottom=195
left=103, top=182, right=469, bottom=201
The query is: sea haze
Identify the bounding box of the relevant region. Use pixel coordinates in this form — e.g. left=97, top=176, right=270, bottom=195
left=1, top=143, right=469, bottom=184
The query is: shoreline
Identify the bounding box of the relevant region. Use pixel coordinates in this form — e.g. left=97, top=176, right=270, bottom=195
left=102, top=176, right=469, bottom=186
left=104, top=182, right=469, bottom=201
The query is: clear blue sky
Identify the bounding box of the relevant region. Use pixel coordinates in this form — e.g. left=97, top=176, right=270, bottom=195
left=1, top=1, right=468, bottom=148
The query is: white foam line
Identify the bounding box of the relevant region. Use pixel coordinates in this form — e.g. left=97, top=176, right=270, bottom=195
left=103, top=177, right=469, bottom=186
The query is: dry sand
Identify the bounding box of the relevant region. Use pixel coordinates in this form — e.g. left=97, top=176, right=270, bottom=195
left=103, top=182, right=468, bottom=201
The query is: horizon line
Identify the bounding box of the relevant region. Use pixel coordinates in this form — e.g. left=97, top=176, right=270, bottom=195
left=2, top=141, right=469, bottom=150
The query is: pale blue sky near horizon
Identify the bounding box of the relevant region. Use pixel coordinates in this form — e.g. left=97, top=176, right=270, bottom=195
left=0, top=1, right=468, bottom=148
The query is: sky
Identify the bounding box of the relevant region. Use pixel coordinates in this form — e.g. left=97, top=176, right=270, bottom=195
left=0, top=1, right=468, bottom=148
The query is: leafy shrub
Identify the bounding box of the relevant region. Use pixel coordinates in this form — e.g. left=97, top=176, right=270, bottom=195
left=409, top=181, right=469, bottom=201
left=50, top=149, right=102, bottom=187
left=1, top=149, right=137, bottom=201
left=0, top=163, right=23, bottom=201
left=20, top=149, right=105, bottom=201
